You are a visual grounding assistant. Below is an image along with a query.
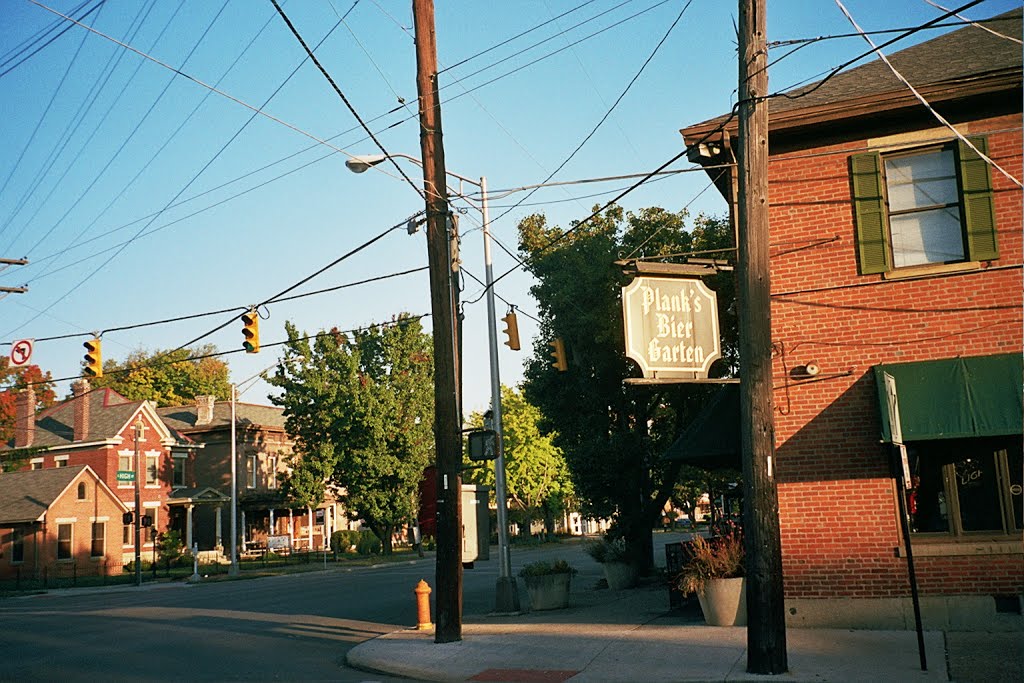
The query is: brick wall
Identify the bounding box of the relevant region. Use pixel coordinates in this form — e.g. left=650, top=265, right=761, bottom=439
left=767, top=114, right=1023, bottom=599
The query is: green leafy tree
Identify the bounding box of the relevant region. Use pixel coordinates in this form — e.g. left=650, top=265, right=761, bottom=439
left=87, top=345, right=231, bottom=406
left=517, top=205, right=735, bottom=572
left=267, top=315, right=434, bottom=554
left=465, top=385, right=574, bottom=536
left=0, top=359, right=57, bottom=468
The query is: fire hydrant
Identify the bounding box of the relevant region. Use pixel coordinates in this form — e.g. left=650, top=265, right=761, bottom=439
left=414, top=579, right=433, bottom=630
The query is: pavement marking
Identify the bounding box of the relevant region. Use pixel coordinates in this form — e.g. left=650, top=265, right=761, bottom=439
left=469, top=669, right=580, bottom=682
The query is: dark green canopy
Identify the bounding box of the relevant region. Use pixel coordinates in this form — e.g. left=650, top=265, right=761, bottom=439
left=662, top=384, right=741, bottom=470
left=874, top=353, right=1023, bottom=442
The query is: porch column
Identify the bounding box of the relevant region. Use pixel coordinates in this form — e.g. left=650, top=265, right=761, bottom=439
left=325, top=505, right=332, bottom=551
left=215, top=505, right=223, bottom=551
left=186, top=504, right=194, bottom=550
left=307, top=507, right=313, bottom=549
left=288, top=508, right=294, bottom=545
left=241, top=510, right=247, bottom=552
left=270, top=508, right=275, bottom=536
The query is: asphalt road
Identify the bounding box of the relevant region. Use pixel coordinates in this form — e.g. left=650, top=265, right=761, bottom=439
left=0, top=535, right=688, bottom=682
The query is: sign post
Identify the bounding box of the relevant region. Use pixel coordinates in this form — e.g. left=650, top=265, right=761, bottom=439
left=882, top=372, right=927, bottom=671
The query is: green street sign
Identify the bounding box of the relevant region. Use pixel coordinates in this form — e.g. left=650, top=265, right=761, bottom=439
left=116, top=470, right=135, bottom=482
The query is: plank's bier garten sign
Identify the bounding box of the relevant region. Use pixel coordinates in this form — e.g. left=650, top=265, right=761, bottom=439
left=622, top=276, right=720, bottom=378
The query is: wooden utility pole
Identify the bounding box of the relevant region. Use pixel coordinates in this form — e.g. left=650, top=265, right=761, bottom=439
left=737, top=0, right=787, bottom=674
left=412, top=0, right=462, bottom=644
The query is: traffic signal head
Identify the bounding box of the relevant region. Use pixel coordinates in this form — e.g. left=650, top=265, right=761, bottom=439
left=501, top=311, right=520, bottom=351
left=122, top=511, right=134, bottom=525
left=241, top=310, right=260, bottom=353
left=550, top=337, right=568, bottom=372
left=83, top=338, right=102, bottom=378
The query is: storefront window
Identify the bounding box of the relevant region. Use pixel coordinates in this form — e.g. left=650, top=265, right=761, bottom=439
left=908, top=437, right=1022, bottom=536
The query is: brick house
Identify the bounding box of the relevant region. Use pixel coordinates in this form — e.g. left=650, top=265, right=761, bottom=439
left=1, top=381, right=202, bottom=564
left=678, top=10, right=1022, bottom=629
left=157, top=396, right=349, bottom=553
left=0, top=465, right=128, bottom=580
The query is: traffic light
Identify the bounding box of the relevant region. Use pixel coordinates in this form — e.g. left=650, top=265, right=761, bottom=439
left=122, top=511, right=134, bottom=525
left=83, top=338, right=102, bottom=378
left=241, top=310, right=259, bottom=353
left=501, top=311, right=520, bottom=351
left=550, top=337, right=568, bottom=372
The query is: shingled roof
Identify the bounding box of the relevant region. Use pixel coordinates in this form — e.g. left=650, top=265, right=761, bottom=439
left=682, top=9, right=1022, bottom=139
left=157, top=401, right=287, bottom=433
left=0, top=465, right=117, bottom=524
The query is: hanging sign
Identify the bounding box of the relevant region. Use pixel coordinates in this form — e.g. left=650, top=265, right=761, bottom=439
left=9, top=339, right=33, bottom=367
left=622, top=276, right=720, bottom=379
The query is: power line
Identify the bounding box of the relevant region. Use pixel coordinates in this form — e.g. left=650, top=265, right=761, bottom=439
left=269, top=0, right=424, bottom=201
left=0, top=0, right=104, bottom=78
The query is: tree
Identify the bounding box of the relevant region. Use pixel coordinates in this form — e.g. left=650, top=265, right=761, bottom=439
left=464, top=385, right=574, bottom=537
left=1, top=359, right=57, bottom=467
left=517, top=205, right=736, bottom=572
left=267, top=315, right=434, bottom=554
left=87, top=345, right=231, bottom=406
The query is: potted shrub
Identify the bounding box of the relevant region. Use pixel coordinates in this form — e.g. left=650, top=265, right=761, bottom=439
left=518, top=559, right=577, bottom=611
left=674, top=524, right=746, bottom=626
left=584, top=537, right=638, bottom=590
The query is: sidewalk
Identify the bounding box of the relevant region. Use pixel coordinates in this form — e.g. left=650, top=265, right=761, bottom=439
left=347, top=581, right=969, bottom=682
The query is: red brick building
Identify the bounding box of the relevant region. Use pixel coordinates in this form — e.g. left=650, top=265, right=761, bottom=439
left=2, top=381, right=201, bottom=564
left=680, top=11, right=1022, bottom=628
left=0, top=465, right=128, bottom=580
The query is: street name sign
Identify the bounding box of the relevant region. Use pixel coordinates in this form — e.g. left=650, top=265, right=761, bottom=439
left=116, top=470, right=135, bottom=482
left=622, top=276, right=721, bottom=379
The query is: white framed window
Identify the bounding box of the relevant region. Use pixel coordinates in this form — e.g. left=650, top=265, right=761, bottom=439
left=91, top=522, right=105, bottom=558
left=57, top=523, right=72, bottom=560
left=30, top=458, right=43, bottom=470
left=117, top=450, right=134, bottom=488
left=54, top=456, right=69, bottom=468
left=77, top=482, right=87, bottom=500
left=145, top=451, right=160, bottom=486
left=267, top=456, right=278, bottom=489
left=851, top=137, right=998, bottom=275
left=172, top=454, right=187, bottom=488
left=143, top=504, right=159, bottom=546
left=247, top=455, right=258, bottom=489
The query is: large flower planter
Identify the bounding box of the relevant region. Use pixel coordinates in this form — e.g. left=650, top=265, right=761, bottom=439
left=523, top=573, right=572, bottom=611
left=697, top=577, right=747, bottom=626
left=602, top=561, right=638, bottom=590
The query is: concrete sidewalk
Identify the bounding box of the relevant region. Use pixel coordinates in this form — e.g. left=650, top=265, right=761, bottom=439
left=346, top=582, right=969, bottom=682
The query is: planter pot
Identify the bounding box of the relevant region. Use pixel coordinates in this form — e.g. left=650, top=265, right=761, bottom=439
left=523, top=573, right=572, bottom=611
left=697, top=577, right=746, bottom=626
left=602, top=561, right=638, bottom=590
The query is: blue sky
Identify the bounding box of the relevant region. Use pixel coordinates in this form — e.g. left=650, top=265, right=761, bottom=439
left=1, top=0, right=1018, bottom=413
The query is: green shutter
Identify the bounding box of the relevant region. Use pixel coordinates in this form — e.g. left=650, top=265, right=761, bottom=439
left=958, top=136, right=999, bottom=261
left=850, top=152, right=890, bottom=274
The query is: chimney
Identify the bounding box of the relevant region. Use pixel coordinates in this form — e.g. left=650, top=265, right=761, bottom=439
left=71, top=379, right=91, bottom=442
left=195, top=395, right=215, bottom=426
left=14, top=386, right=35, bottom=448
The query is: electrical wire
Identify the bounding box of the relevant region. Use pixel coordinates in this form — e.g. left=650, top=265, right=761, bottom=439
left=0, top=0, right=104, bottom=78
left=269, top=0, right=424, bottom=201
left=834, top=0, right=1021, bottom=188
left=921, top=0, right=1021, bottom=44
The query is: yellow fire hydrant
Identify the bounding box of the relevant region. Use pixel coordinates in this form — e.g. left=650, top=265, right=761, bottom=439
left=415, top=579, right=433, bottom=630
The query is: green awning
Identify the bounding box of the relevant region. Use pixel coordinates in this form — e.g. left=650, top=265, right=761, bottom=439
left=662, top=384, right=741, bottom=470
left=874, top=353, right=1023, bottom=442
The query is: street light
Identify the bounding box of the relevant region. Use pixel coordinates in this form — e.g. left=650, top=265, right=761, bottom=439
left=346, top=153, right=520, bottom=613
left=229, top=356, right=303, bottom=576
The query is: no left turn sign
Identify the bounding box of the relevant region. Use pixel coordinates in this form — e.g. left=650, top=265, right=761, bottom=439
left=9, top=339, right=33, bottom=367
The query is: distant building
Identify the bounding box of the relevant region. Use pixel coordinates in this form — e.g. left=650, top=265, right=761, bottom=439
left=677, top=10, right=1022, bottom=629
left=0, top=465, right=128, bottom=580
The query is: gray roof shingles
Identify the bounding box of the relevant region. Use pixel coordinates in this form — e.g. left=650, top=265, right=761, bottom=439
left=0, top=465, right=88, bottom=524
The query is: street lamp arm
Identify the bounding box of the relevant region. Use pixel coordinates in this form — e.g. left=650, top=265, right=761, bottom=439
left=346, top=152, right=481, bottom=189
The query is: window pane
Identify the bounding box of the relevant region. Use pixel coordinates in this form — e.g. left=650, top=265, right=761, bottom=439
left=954, top=455, right=1003, bottom=532
left=885, top=151, right=958, bottom=210
left=12, top=528, right=24, bottom=562
left=172, top=457, right=185, bottom=486
left=57, top=524, right=72, bottom=559
left=910, top=452, right=950, bottom=532
left=146, top=454, right=159, bottom=485
left=91, top=522, right=105, bottom=557
left=890, top=207, right=964, bottom=267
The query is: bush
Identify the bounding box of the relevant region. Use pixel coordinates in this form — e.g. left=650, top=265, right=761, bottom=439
left=584, top=536, right=629, bottom=564
left=355, top=530, right=382, bottom=556
left=331, top=530, right=360, bottom=554
left=518, top=559, right=577, bottom=578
